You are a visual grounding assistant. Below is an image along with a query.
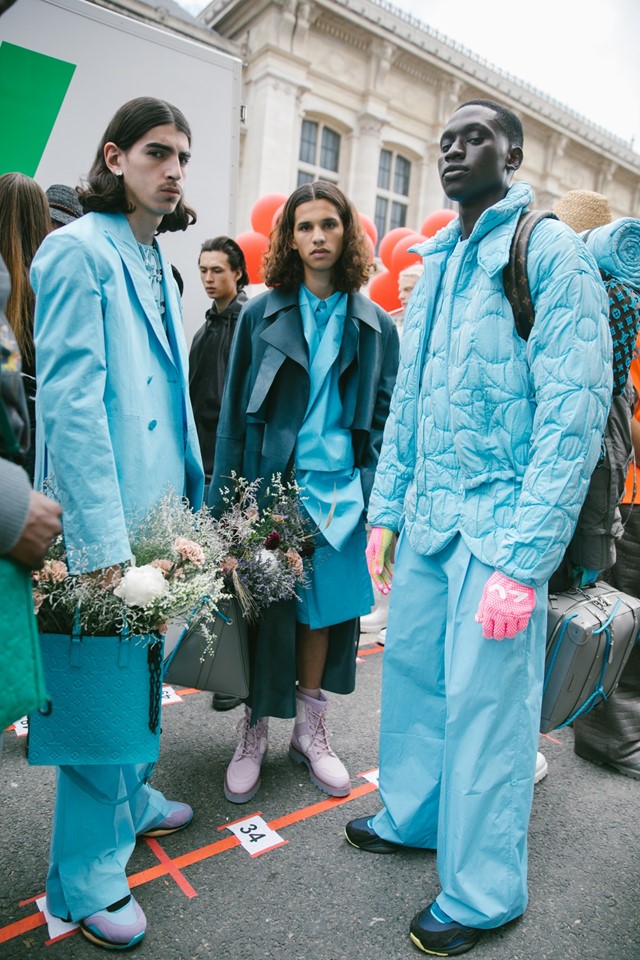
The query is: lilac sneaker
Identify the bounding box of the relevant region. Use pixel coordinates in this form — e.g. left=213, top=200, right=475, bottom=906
left=81, top=895, right=146, bottom=950
left=141, top=800, right=193, bottom=838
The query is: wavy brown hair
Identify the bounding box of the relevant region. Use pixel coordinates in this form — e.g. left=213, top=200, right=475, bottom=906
left=78, top=97, right=197, bottom=233
left=263, top=181, right=370, bottom=292
left=0, top=172, right=51, bottom=363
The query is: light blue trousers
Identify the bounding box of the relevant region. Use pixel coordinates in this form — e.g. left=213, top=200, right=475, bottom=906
left=46, top=763, right=172, bottom=921
left=373, top=532, right=547, bottom=929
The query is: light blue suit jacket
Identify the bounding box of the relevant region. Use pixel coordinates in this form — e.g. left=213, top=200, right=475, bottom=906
left=31, top=211, right=204, bottom=573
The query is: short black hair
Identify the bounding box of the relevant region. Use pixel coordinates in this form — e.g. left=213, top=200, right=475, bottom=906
left=455, top=99, right=524, bottom=149
left=199, top=235, right=249, bottom=291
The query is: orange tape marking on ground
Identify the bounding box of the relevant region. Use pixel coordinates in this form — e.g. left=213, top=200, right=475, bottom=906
left=0, top=911, right=46, bottom=944
left=143, top=837, right=198, bottom=899
left=541, top=732, right=563, bottom=745
left=1, top=779, right=379, bottom=944
left=129, top=780, right=378, bottom=886
left=357, top=645, right=383, bottom=657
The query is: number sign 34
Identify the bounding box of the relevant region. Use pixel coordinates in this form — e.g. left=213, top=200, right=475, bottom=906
left=225, top=814, right=287, bottom=857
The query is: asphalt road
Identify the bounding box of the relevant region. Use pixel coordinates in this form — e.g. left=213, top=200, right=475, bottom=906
left=1, top=636, right=639, bottom=960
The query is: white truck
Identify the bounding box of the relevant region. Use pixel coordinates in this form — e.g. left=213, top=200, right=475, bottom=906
left=0, top=0, right=242, bottom=339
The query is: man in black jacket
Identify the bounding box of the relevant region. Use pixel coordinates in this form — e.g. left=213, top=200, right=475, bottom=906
left=189, top=236, right=248, bottom=487
left=189, top=236, right=248, bottom=711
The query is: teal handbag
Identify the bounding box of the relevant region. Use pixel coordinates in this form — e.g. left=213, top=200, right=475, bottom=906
left=0, top=557, right=48, bottom=730
left=28, top=621, right=163, bottom=766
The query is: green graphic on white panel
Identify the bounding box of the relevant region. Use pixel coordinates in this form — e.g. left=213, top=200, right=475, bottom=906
left=0, top=42, right=75, bottom=176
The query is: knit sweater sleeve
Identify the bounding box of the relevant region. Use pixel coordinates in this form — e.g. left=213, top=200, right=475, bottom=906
left=0, top=458, right=31, bottom=555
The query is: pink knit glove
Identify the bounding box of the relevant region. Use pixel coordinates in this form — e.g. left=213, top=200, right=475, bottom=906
left=475, top=571, right=536, bottom=641
left=366, top=527, right=394, bottom=595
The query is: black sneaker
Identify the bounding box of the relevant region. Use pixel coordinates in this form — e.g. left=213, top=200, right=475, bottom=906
left=410, top=902, right=482, bottom=956
left=344, top=816, right=400, bottom=854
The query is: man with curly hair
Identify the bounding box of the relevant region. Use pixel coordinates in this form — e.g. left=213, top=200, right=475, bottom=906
left=208, top=181, right=399, bottom=804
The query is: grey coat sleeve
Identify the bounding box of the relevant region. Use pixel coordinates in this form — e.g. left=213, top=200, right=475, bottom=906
left=0, top=458, right=31, bottom=555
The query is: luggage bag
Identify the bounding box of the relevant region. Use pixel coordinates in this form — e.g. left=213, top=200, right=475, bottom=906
left=541, top=583, right=640, bottom=733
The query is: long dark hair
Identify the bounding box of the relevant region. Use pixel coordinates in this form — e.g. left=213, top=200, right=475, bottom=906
left=263, top=181, right=370, bottom=292
left=0, top=172, right=51, bottom=363
left=199, top=235, right=249, bottom=291
left=78, top=97, right=197, bottom=233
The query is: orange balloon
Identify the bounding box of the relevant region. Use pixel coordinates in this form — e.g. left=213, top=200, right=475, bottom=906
left=390, top=232, right=426, bottom=275
left=250, top=193, right=288, bottom=237
left=235, top=231, right=269, bottom=284
left=378, top=227, right=414, bottom=270
left=368, top=270, right=401, bottom=313
left=358, top=213, right=378, bottom=247
left=420, top=208, right=456, bottom=237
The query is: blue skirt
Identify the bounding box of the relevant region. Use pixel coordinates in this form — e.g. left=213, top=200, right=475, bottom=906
left=296, top=521, right=372, bottom=629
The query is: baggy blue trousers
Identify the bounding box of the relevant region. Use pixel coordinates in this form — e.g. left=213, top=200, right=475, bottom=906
left=372, top=532, right=547, bottom=929
left=46, top=764, right=172, bottom=921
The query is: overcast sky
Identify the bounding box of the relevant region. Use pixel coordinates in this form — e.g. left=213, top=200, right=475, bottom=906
left=180, top=0, right=640, bottom=152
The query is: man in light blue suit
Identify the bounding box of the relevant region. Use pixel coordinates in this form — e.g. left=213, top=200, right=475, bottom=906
left=31, top=97, right=204, bottom=950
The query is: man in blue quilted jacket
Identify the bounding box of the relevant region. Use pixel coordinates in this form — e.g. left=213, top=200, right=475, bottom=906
left=345, top=99, right=612, bottom=956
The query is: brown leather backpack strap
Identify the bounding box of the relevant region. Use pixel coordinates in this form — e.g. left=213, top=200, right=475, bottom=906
left=504, top=210, right=558, bottom=341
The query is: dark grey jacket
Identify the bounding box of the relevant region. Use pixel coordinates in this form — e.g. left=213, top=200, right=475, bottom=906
left=550, top=377, right=636, bottom=590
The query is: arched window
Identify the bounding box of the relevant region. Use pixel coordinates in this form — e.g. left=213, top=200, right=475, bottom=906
left=297, top=119, right=341, bottom=186
left=374, top=149, right=411, bottom=241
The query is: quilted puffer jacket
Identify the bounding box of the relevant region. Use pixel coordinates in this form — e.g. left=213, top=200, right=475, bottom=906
left=368, top=181, right=612, bottom=588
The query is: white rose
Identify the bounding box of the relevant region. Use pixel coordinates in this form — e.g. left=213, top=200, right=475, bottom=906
left=258, top=548, right=277, bottom=571
left=114, top=564, right=168, bottom=607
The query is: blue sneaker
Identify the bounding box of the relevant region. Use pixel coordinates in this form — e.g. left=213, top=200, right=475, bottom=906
left=409, top=901, right=482, bottom=956
left=81, top=895, right=146, bottom=950
left=140, top=801, right=193, bottom=838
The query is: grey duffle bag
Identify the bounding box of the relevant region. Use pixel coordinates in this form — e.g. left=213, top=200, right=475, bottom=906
left=541, top=583, right=640, bottom=734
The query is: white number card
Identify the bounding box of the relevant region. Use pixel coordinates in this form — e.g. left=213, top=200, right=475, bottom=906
left=161, top=685, right=182, bottom=705
left=360, top=768, right=380, bottom=787
left=13, top=717, right=28, bottom=737
left=225, top=814, right=287, bottom=857
left=36, top=896, right=79, bottom=940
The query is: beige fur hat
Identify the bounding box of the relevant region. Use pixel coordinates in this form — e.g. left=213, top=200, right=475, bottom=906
left=553, top=190, right=613, bottom=232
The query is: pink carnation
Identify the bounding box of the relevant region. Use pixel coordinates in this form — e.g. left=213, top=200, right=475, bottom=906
left=174, top=537, right=205, bottom=566
left=284, top=548, right=304, bottom=577
left=151, top=558, right=175, bottom=578
left=221, top=555, right=239, bottom=574
left=40, top=559, right=68, bottom=582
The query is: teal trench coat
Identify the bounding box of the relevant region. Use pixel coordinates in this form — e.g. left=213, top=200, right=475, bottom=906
left=208, top=285, right=399, bottom=719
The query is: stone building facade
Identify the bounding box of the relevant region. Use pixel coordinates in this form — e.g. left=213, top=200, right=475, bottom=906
left=200, top=0, right=640, bottom=238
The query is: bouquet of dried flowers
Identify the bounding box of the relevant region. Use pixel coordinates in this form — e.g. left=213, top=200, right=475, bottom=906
left=33, top=493, right=226, bottom=637
left=213, top=473, right=314, bottom=621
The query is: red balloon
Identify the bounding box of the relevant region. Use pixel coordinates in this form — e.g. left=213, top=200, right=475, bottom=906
left=390, top=232, right=426, bottom=275
left=235, top=231, right=269, bottom=284
left=368, top=270, right=401, bottom=313
left=271, top=203, right=285, bottom=230
left=420, top=208, right=456, bottom=238
left=378, top=227, right=414, bottom=270
left=250, top=193, right=288, bottom=237
left=358, top=213, right=378, bottom=247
